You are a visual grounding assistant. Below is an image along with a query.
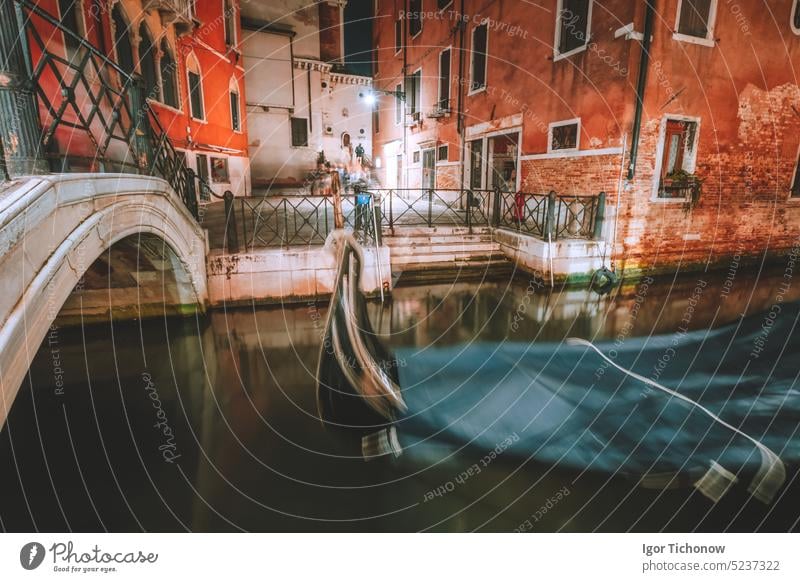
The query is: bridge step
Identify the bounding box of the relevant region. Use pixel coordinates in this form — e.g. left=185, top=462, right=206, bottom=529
left=383, top=228, right=512, bottom=282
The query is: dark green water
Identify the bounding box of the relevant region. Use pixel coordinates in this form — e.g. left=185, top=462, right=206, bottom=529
left=2, top=265, right=800, bottom=532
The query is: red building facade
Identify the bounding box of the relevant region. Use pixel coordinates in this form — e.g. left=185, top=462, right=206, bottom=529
left=10, top=0, right=249, bottom=198
left=372, top=0, right=800, bottom=274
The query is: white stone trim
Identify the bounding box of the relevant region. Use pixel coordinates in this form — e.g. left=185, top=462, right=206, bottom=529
left=520, top=146, right=623, bottom=161
left=673, top=0, right=718, bottom=47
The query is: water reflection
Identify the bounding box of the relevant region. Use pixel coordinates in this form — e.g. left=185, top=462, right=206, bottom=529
left=1, top=265, right=799, bottom=532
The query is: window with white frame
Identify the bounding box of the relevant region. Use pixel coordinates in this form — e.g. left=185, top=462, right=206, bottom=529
left=470, top=23, right=488, bottom=93
left=224, top=0, right=237, bottom=47
left=406, top=69, right=422, bottom=121
left=655, top=117, right=701, bottom=199
left=229, top=78, right=241, bottom=131
left=555, top=0, right=592, bottom=57
left=792, top=0, right=800, bottom=34
left=674, top=0, right=717, bottom=44
left=210, top=157, right=230, bottom=183
left=186, top=52, right=204, bottom=120
left=394, top=83, right=403, bottom=124
left=58, top=0, right=85, bottom=60
left=159, top=38, right=180, bottom=109
left=548, top=119, right=580, bottom=152
left=438, top=47, right=451, bottom=110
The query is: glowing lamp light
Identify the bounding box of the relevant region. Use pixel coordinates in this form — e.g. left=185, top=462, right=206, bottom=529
left=361, top=91, right=376, bottom=106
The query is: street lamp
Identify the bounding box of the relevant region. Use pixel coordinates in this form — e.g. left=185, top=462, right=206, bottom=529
left=359, top=87, right=406, bottom=104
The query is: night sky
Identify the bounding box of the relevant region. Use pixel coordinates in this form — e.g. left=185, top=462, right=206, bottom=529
left=343, top=1, right=374, bottom=76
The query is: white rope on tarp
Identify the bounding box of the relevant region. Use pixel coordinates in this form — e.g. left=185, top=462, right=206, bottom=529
left=567, top=338, right=786, bottom=504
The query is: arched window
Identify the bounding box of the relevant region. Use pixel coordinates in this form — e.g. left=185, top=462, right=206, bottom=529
left=112, top=4, right=134, bottom=76
left=58, top=0, right=84, bottom=59
left=229, top=77, right=241, bottom=131
left=138, top=23, right=158, bottom=99
left=186, top=52, right=204, bottom=120
left=224, top=0, right=236, bottom=46
left=159, top=38, right=179, bottom=109
left=792, top=0, right=800, bottom=35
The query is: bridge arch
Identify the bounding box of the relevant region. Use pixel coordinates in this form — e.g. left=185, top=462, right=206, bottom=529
left=0, top=174, right=207, bottom=427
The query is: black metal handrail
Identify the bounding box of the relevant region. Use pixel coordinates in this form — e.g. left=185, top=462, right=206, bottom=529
left=8, top=0, right=198, bottom=218
left=229, top=193, right=378, bottom=251
left=367, top=187, right=605, bottom=241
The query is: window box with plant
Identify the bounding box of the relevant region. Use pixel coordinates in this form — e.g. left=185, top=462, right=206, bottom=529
left=660, top=169, right=703, bottom=210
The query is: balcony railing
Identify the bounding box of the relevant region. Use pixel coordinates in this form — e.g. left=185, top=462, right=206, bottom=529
left=3, top=0, right=198, bottom=218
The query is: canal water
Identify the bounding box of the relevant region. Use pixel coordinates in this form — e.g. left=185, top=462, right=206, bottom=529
left=2, top=264, right=800, bottom=532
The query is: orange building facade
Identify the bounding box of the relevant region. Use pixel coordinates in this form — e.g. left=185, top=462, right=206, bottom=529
left=372, top=0, right=800, bottom=274
left=9, top=0, right=249, bottom=198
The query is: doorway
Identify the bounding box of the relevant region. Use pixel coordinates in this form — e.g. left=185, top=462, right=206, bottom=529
left=422, top=148, right=436, bottom=190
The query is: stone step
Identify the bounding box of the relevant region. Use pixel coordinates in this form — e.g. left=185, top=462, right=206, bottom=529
left=383, top=226, right=492, bottom=237
left=383, top=234, right=495, bottom=246
left=387, top=242, right=500, bottom=256
left=391, top=252, right=508, bottom=267
left=393, top=259, right=514, bottom=285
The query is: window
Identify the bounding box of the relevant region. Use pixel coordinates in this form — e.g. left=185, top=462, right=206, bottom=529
left=791, top=150, right=800, bottom=197
left=196, top=153, right=209, bottom=183
left=374, top=45, right=379, bottom=75
left=556, top=0, right=591, bottom=57
left=186, top=53, right=204, bottom=120
left=470, top=23, right=488, bottom=93
left=405, top=69, right=421, bottom=119
left=224, top=0, right=236, bottom=46
left=211, top=157, right=230, bottom=183
left=159, top=39, right=179, bottom=109
left=792, top=0, right=800, bottom=34
left=438, top=48, right=451, bottom=110
left=656, top=118, right=700, bottom=199
left=394, top=83, right=403, bottom=124
left=438, top=0, right=453, bottom=9
left=395, top=18, right=402, bottom=53
left=112, top=5, right=134, bottom=76
left=548, top=119, right=580, bottom=152
left=413, top=151, right=420, bottom=164
left=138, top=23, right=158, bottom=100
left=437, top=145, right=448, bottom=161
left=373, top=100, right=380, bottom=133
left=230, top=89, right=241, bottom=131
left=675, top=0, right=717, bottom=43
left=409, top=0, right=422, bottom=37
left=58, top=0, right=84, bottom=59
left=291, top=117, right=309, bottom=147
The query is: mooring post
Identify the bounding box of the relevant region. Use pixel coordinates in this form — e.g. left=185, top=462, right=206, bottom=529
left=223, top=190, right=239, bottom=253
left=331, top=170, right=344, bottom=229
left=0, top=0, right=48, bottom=176
left=545, top=190, right=557, bottom=241
left=593, top=191, right=607, bottom=240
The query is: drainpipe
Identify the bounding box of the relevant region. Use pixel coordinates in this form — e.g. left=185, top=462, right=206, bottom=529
left=626, top=0, right=655, bottom=180
left=0, top=0, right=48, bottom=177
left=401, top=7, right=407, bottom=189
left=456, top=0, right=466, bottom=192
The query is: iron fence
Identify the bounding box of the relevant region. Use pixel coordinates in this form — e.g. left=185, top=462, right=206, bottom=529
left=367, top=188, right=490, bottom=232
left=229, top=193, right=378, bottom=251
left=367, top=187, right=604, bottom=241
left=5, top=0, right=198, bottom=218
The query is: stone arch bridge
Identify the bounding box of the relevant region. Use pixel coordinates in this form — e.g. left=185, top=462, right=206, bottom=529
left=0, top=174, right=207, bottom=428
